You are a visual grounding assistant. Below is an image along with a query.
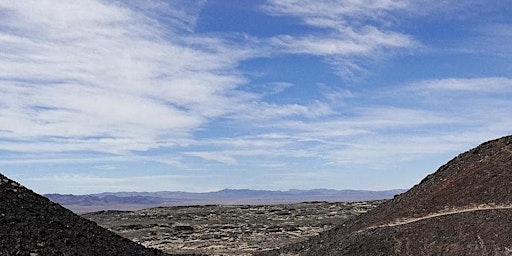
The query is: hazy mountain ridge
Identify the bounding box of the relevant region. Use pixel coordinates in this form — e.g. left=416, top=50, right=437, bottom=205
left=45, top=188, right=405, bottom=213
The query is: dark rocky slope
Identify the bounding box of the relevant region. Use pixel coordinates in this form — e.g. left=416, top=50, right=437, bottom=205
left=264, top=135, right=512, bottom=255
left=0, top=173, right=170, bottom=256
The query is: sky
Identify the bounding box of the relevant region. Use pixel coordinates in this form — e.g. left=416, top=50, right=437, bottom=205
left=1, top=0, right=511, bottom=194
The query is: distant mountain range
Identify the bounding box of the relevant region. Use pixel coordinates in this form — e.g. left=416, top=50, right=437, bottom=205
left=45, top=188, right=406, bottom=213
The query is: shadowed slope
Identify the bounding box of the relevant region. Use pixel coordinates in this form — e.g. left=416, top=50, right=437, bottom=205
left=0, top=173, right=169, bottom=256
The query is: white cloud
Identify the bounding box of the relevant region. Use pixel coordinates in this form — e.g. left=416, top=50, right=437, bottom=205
left=169, top=106, right=458, bottom=168
left=93, top=164, right=119, bottom=170
left=266, top=82, right=294, bottom=95
left=24, top=173, right=222, bottom=194
left=235, top=101, right=334, bottom=121
left=262, top=0, right=409, bottom=23
left=0, top=0, right=260, bottom=154
left=411, top=77, right=512, bottom=92
left=474, top=24, right=512, bottom=56
left=1, top=1, right=511, bottom=194
left=185, top=151, right=238, bottom=165
left=270, top=27, right=415, bottom=58
left=262, top=0, right=418, bottom=79
left=174, top=76, right=512, bottom=169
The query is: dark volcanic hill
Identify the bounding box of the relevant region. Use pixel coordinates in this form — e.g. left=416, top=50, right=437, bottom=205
left=0, top=173, right=170, bottom=256
left=264, top=135, right=512, bottom=255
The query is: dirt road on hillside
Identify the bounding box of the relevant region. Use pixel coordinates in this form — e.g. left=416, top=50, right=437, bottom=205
left=361, top=204, right=512, bottom=232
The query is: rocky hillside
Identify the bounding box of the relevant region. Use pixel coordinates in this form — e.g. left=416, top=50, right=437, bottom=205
left=0, top=173, right=170, bottom=256
left=264, top=135, right=512, bottom=255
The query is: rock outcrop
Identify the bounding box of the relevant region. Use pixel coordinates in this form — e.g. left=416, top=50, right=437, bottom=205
left=0, top=173, right=169, bottom=256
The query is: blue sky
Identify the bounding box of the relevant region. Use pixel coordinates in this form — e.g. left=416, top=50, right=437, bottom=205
left=1, top=0, right=511, bottom=194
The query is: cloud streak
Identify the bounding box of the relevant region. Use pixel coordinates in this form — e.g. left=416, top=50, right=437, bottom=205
left=178, top=75, right=512, bottom=171
left=1, top=0, right=511, bottom=194
left=0, top=0, right=258, bottom=154
left=23, top=173, right=222, bottom=194
left=411, top=77, right=512, bottom=92
left=262, top=0, right=418, bottom=79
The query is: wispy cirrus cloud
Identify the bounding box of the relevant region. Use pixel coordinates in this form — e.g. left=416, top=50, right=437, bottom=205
left=458, top=23, right=512, bottom=57
left=411, top=77, right=512, bottom=92
left=179, top=107, right=456, bottom=168
left=0, top=0, right=259, bottom=154
left=261, top=0, right=418, bottom=79
left=262, top=0, right=409, bottom=25
left=0, top=0, right=343, bottom=169
left=269, top=28, right=414, bottom=57
left=23, top=173, right=222, bottom=194
left=1, top=0, right=511, bottom=194
left=183, top=76, right=512, bottom=169
left=260, top=0, right=505, bottom=80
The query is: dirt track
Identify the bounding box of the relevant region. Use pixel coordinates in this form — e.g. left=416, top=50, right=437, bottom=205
left=364, top=204, right=512, bottom=231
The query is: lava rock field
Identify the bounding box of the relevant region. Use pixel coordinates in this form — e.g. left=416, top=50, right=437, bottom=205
left=83, top=201, right=384, bottom=255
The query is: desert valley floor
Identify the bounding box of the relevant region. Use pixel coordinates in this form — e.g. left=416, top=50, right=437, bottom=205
left=83, top=201, right=384, bottom=255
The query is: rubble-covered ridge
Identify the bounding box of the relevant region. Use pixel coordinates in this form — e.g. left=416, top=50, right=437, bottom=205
left=264, top=135, right=512, bottom=256
left=0, top=173, right=170, bottom=256
left=84, top=201, right=384, bottom=255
